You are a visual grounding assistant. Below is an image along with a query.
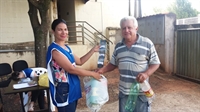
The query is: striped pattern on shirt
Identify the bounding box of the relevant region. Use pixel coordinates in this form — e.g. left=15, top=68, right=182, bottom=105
left=110, top=34, right=160, bottom=95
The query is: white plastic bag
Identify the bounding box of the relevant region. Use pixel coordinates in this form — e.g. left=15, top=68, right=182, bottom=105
left=83, top=75, right=109, bottom=112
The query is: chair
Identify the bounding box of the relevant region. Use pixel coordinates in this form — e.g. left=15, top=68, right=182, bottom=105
left=0, top=63, right=12, bottom=104
left=12, top=60, right=28, bottom=72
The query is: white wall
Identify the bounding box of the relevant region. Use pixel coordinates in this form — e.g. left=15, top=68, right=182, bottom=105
left=0, top=0, right=128, bottom=43
left=0, top=0, right=131, bottom=43
left=101, top=0, right=130, bottom=30
left=0, top=52, right=35, bottom=67
left=75, top=0, right=103, bottom=34
left=0, top=0, right=130, bottom=69
left=0, top=0, right=34, bottom=43
left=75, top=0, right=130, bottom=35
left=70, top=45, right=99, bottom=70
left=0, top=45, right=98, bottom=70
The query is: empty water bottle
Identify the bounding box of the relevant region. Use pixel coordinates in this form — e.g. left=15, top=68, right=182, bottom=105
left=97, top=40, right=106, bottom=68
left=125, top=82, right=139, bottom=112
left=139, top=80, right=155, bottom=103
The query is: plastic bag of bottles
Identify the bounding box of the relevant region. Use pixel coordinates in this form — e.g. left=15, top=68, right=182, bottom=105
left=125, top=82, right=139, bottom=112
left=83, top=75, right=109, bottom=112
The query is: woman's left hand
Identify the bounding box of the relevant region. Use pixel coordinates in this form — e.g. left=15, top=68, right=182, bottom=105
left=93, top=45, right=100, bottom=52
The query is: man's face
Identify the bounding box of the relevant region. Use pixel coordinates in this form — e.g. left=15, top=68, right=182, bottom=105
left=121, top=20, right=138, bottom=40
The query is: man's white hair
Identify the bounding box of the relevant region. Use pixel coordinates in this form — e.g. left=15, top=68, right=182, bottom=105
left=120, top=16, right=138, bottom=28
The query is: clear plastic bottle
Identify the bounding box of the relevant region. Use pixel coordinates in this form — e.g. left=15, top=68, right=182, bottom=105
left=139, top=80, right=155, bottom=103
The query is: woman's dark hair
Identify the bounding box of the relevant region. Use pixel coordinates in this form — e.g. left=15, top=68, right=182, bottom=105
left=11, top=71, right=20, bottom=81
left=51, top=19, right=67, bottom=31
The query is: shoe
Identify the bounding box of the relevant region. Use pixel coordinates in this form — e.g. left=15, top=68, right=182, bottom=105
left=28, top=102, right=34, bottom=111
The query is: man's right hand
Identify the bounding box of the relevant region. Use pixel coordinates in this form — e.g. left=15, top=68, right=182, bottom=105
left=95, top=68, right=104, bottom=74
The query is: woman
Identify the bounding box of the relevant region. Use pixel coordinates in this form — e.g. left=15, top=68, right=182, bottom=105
left=46, top=19, right=101, bottom=112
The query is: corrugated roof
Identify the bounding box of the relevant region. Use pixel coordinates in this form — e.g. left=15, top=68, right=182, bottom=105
left=137, top=12, right=172, bottom=19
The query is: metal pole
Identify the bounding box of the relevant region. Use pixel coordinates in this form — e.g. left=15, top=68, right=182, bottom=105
left=129, top=0, right=131, bottom=16
left=138, top=0, right=142, bottom=17
left=134, top=0, right=142, bottom=18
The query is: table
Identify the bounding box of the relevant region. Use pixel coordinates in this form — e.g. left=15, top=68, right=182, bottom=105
left=4, top=80, right=50, bottom=112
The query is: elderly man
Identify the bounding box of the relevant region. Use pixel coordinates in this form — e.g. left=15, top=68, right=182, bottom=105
left=97, top=16, right=160, bottom=112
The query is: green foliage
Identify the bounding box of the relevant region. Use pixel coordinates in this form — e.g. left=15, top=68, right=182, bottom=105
left=167, top=0, right=199, bottom=19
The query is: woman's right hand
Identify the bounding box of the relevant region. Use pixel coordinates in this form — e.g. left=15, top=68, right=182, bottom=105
left=91, top=72, right=101, bottom=81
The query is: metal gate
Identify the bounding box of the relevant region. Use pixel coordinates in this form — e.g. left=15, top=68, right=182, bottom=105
left=176, top=26, right=200, bottom=82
